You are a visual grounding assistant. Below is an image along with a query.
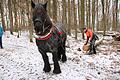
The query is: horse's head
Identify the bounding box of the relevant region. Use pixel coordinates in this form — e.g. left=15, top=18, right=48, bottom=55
left=31, top=1, right=52, bottom=35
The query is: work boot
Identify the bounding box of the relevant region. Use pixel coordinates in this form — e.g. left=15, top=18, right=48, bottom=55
left=92, top=46, right=96, bottom=54
left=93, top=50, right=96, bottom=54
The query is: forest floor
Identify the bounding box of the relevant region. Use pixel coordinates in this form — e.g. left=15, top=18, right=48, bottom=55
left=0, top=31, right=120, bottom=80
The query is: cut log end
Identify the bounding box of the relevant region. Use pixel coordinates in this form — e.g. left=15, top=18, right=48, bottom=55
left=82, top=37, right=103, bottom=51
left=82, top=44, right=90, bottom=51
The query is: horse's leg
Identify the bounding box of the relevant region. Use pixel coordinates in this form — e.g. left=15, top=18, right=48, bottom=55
left=39, top=49, right=51, bottom=72
left=60, top=38, right=67, bottom=62
left=57, top=46, right=62, bottom=61
left=58, top=45, right=67, bottom=62
left=52, top=50, right=61, bottom=74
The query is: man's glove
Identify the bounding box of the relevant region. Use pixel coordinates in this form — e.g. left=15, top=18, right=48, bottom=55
left=84, top=43, right=87, bottom=45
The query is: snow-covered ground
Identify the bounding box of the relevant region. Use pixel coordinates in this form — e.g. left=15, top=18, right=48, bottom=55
left=0, top=31, right=120, bottom=80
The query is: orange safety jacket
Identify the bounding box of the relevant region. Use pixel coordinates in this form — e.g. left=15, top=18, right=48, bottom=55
left=85, top=29, right=93, bottom=44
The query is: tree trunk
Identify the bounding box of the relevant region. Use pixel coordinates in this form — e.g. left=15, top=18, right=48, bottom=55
left=48, top=1, right=52, bottom=18
left=115, top=0, right=118, bottom=30
left=0, top=0, right=6, bottom=31
left=101, top=0, right=106, bottom=35
left=52, top=0, right=57, bottom=22
left=8, top=0, right=14, bottom=35
left=73, top=0, right=77, bottom=39
left=105, top=0, right=109, bottom=31
left=27, top=0, right=33, bottom=42
left=81, top=0, right=85, bottom=39
left=78, top=0, right=81, bottom=31
left=96, top=0, right=99, bottom=31
left=68, top=0, right=71, bottom=35
left=92, top=0, right=95, bottom=31
left=13, top=0, right=18, bottom=32
left=62, top=0, right=67, bottom=34
left=86, top=0, right=89, bottom=28
left=112, top=0, right=115, bottom=31
left=88, top=0, right=91, bottom=28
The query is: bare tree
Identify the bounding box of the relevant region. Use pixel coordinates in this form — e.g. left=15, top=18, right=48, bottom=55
left=115, top=0, right=118, bottom=30
left=96, top=0, right=99, bottom=31
left=92, top=0, right=95, bottom=31
left=81, top=0, right=85, bottom=39
left=101, top=0, right=106, bottom=35
left=85, top=0, right=88, bottom=28
left=27, top=0, right=33, bottom=42
left=48, top=0, right=52, bottom=18
left=88, top=0, right=91, bottom=28
left=62, top=0, right=67, bottom=34
left=8, top=0, right=14, bottom=34
left=77, top=0, right=81, bottom=31
left=0, top=0, right=6, bottom=31
left=67, top=0, right=71, bottom=35
left=73, top=0, right=77, bottom=39
left=53, top=0, right=57, bottom=22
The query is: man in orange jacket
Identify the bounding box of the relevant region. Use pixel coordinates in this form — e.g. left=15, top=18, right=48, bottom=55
left=84, top=28, right=99, bottom=55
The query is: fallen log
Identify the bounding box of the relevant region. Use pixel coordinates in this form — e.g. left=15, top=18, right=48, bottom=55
left=112, top=34, right=120, bottom=41
left=95, top=37, right=103, bottom=46
left=82, top=44, right=90, bottom=51
left=103, top=32, right=120, bottom=41
left=83, top=37, right=103, bottom=52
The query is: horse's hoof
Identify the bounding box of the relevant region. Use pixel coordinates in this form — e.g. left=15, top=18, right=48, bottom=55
left=53, top=69, right=61, bottom=74
left=58, top=57, right=61, bottom=61
left=43, top=67, right=51, bottom=72
left=61, top=56, right=67, bottom=62
left=62, top=59, right=67, bottom=63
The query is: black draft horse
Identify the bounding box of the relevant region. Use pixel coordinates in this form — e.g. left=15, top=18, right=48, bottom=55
left=31, top=1, right=67, bottom=74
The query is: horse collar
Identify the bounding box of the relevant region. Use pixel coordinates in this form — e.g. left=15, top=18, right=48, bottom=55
left=34, top=26, right=54, bottom=40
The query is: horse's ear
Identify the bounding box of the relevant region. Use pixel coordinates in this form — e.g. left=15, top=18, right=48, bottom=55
left=31, top=0, right=35, bottom=8
left=43, top=1, right=48, bottom=11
